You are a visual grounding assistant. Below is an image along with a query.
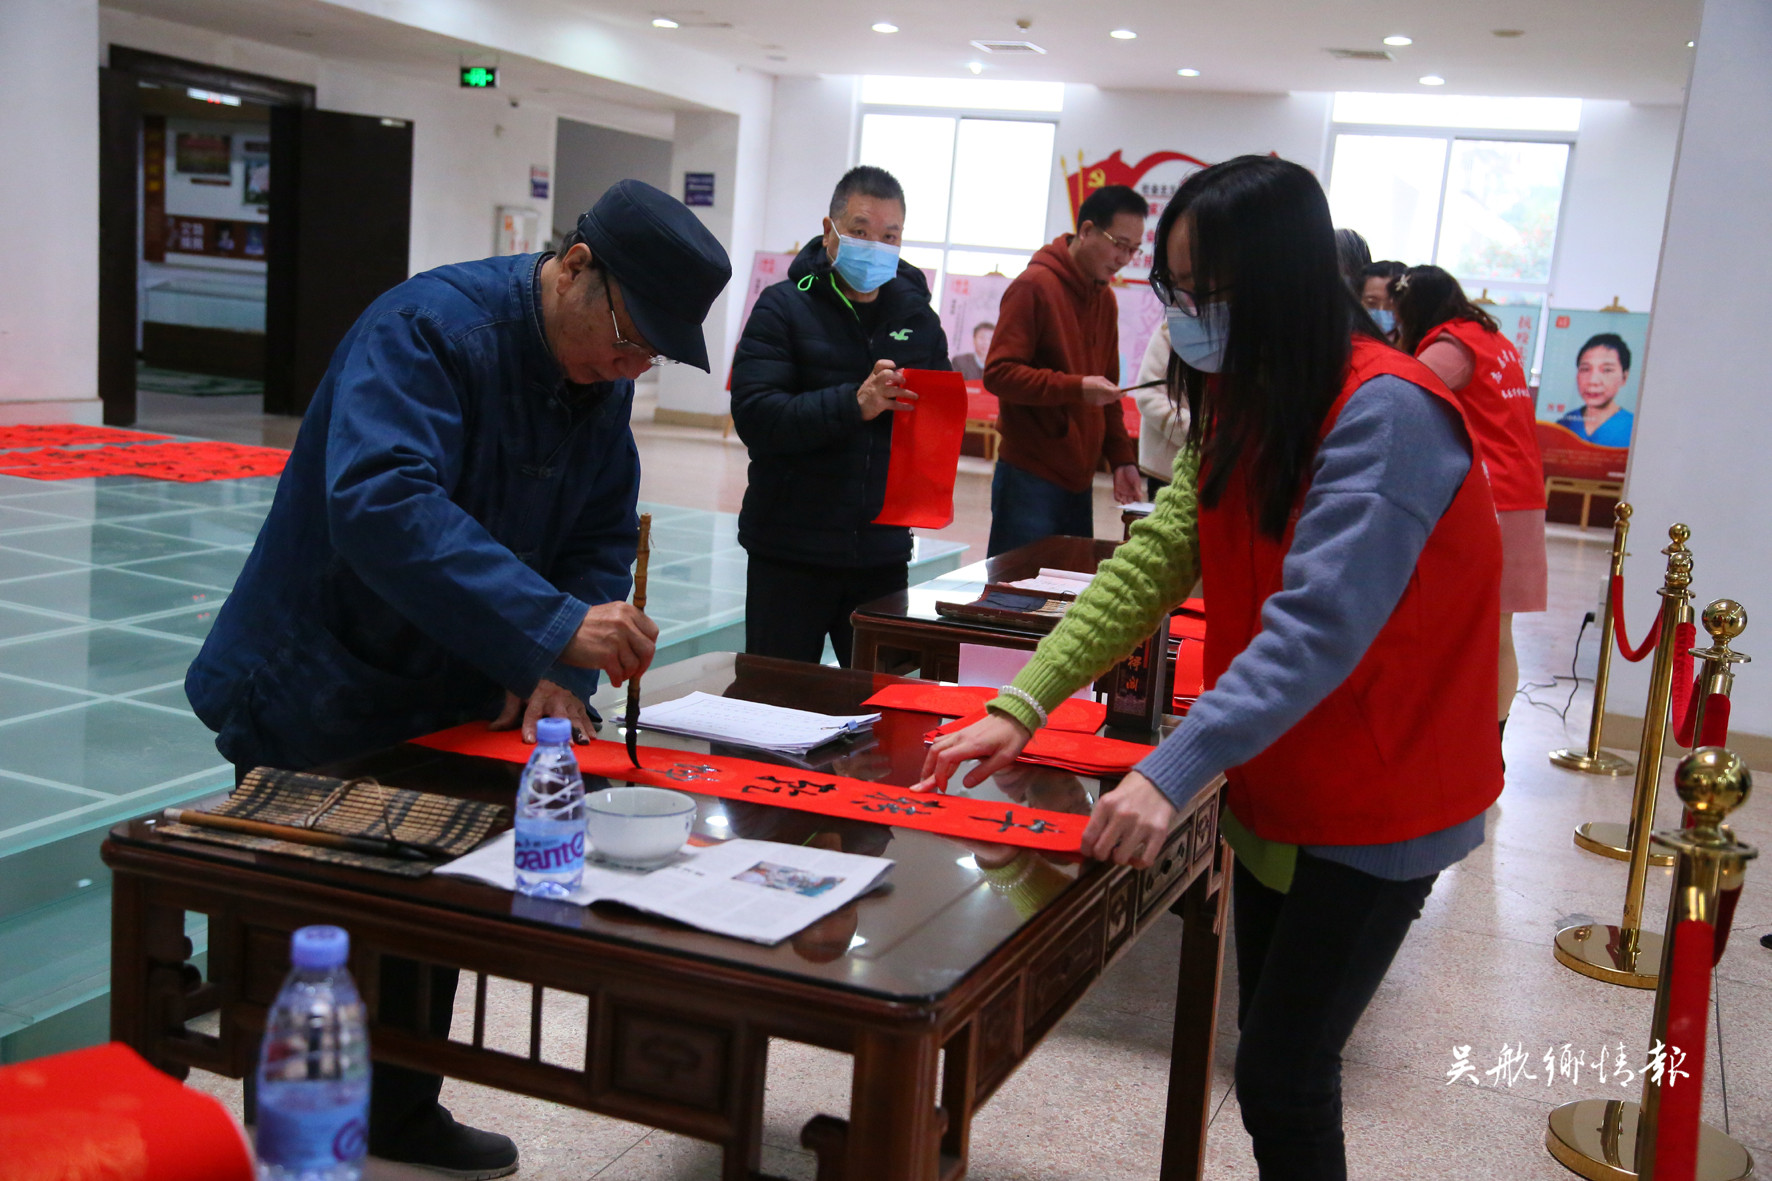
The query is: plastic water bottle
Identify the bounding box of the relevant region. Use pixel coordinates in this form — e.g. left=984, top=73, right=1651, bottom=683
left=256, top=925, right=370, bottom=1181
left=515, top=715, right=586, bottom=897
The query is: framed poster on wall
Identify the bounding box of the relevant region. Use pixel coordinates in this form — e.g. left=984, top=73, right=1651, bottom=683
left=1535, top=309, right=1650, bottom=482
left=175, top=132, right=231, bottom=175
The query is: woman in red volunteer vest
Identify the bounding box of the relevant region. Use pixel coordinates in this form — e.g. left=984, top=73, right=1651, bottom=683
left=1393, top=265, right=1548, bottom=740
left=919, top=156, right=1503, bottom=1179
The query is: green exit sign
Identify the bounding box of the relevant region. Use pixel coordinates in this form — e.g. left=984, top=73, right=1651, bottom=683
left=459, top=66, right=499, bottom=89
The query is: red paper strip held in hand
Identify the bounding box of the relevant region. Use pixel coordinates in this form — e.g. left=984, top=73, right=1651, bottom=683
left=864, top=683, right=1106, bottom=733
left=412, top=725, right=1087, bottom=853
left=918, top=720, right=1149, bottom=776
left=873, top=368, right=968, bottom=529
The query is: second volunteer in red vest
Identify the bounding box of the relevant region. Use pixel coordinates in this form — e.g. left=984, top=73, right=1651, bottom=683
left=916, top=156, right=1503, bottom=1180
left=1393, top=265, right=1549, bottom=737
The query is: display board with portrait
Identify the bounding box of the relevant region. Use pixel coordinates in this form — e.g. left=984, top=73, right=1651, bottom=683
left=1535, top=309, right=1650, bottom=481
left=938, top=271, right=1012, bottom=383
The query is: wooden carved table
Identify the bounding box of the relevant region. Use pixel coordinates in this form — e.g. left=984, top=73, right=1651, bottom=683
left=104, top=652, right=1227, bottom=1181
left=849, top=536, right=1121, bottom=681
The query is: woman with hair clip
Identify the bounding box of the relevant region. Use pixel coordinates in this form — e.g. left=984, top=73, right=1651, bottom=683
left=1392, top=265, right=1548, bottom=742
left=917, top=155, right=1503, bottom=1180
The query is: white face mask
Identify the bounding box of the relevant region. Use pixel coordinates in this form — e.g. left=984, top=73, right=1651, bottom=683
left=1166, top=303, right=1230, bottom=373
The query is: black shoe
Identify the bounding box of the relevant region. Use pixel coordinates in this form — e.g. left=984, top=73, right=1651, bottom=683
left=370, top=1103, right=518, bottom=1179
left=1760, top=931, right=1772, bottom=950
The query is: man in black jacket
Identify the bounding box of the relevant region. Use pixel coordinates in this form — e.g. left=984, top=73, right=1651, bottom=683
left=731, top=166, right=950, bottom=664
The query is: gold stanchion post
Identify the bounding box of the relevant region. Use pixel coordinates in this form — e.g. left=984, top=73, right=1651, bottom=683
left=1685, top=602, right=1749, bottom=774
left=1556, top=524, right=1694, bottom=987
left=1545, top=748, right=1757, bottom=1180
left=1552, top=503, right=1637, bottom=776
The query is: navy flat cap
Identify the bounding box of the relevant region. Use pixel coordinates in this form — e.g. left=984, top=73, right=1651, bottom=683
left=576, top=180, right=732, bottom=372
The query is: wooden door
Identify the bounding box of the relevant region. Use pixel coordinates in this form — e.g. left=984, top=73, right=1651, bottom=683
left=265, top=109, right=413, bottom=417
left=97, top=67, right=141, bottom=426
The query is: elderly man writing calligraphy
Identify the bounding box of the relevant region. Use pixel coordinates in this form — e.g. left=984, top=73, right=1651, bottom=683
left=185, top=180, right=731, bottom=1177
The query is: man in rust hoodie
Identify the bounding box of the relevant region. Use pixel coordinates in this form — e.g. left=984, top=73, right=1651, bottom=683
left=984, top=184, right=1148, bottom=555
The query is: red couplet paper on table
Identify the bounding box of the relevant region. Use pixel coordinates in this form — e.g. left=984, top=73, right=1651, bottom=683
left=413, top=726, right=1088, bottom=853
left=0, top=1042, right=252, bottom=1180
left=873, top=368, right=968, bottom=529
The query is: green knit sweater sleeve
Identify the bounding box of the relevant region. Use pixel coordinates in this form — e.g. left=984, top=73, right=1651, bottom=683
left=988, top=446, right=1201, bottom=731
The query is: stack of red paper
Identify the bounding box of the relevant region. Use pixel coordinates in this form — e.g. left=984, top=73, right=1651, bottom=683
left=865, top=683, right=1147, bottom=775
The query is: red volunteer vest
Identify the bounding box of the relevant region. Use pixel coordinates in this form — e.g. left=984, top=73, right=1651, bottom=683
left=1199, top=336, right=1503, bottom=845
left=1418, top=318, right=1546, bottom=511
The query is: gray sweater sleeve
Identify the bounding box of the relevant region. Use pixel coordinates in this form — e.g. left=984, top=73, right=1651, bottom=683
left=1135, top=375, right=1472, bottom=809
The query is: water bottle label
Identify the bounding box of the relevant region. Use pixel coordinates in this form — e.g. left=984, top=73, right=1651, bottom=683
left=515, top=818, right=585, bottom=875
left=257, top=1090, right=369, bottom=1168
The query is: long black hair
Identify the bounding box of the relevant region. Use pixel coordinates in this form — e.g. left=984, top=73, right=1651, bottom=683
left=1153, top=155, right=1387, bottom=538
left=1391, top=264, right=1498, bottom=354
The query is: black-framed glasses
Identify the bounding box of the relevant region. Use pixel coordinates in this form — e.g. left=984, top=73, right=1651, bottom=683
left=605, top=283, right=673, bottom=368
left=1149, top=272, right=1230, bottom=319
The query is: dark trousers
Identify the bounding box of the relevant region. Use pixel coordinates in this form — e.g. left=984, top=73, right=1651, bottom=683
left=1232, top=852, right=1438, bottom=1180
left=987, top=460, right=1095, bottom=556
left=235, top=764, right=458, bottom=1142
left=744, top=553, right=908, bottom=667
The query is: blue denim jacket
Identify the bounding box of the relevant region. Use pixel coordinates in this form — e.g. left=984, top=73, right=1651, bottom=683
left=186, top=253, right=639, bottom=770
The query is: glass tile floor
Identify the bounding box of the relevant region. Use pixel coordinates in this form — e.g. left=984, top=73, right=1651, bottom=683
left=0, top=469, right=965, bottom=1059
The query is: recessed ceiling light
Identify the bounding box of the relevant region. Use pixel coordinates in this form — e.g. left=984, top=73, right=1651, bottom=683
left=871, top=21, right=898, bottom=33
left=651, top=17, right=678, bottom=28
left=1687, top=40, right=1695, bottom=47
left=967, top=60, right=984, bottom=74
left=1383, top=35, right=1412, bottom=47
left=1177, top=67, right=1200, bottom=77
left=1110, top=28, right=1137, bottom=40
left=1419, top=74, right=1446, bottom=86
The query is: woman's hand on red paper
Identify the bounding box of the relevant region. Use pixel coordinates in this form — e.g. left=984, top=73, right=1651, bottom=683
left=914, top=712, right=1032, bottom=792
left=490, top=678, right=596, bottom=744
left=1080, top=771, right=1175, bottom=868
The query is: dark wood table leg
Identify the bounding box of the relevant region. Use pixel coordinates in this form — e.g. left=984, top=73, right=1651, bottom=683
left=851, top=623, right=882, bottom=673
left=721, top=1027, right=770, bottom=1181
left=1160, top=840, right=1232, bottom=1180
left=108, top=868, right=194, bottom=1079
left=845, top=1028, right=943, bottom=1181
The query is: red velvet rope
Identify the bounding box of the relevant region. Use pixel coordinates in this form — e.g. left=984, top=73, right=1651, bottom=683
left=1610, top=574, right=1663, bottom=662
left=1714, top=884, right=1742, bottom=965
left=1653, top=918, right=1714, bottom=1181
left=1701, top=695, right=1731, bottom=748
left=1668, top=621, right=1698, bottom=744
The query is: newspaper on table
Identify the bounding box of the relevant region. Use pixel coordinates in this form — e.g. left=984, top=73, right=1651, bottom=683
left=621, top=690, right=879, bottom=754
left=435, top=834, right=893, bottom=945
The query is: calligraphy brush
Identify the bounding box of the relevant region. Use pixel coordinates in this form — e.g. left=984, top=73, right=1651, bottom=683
left=627, top=512, right=652, bottom=768
left=161, top=808, right=438, bottom=861
left=1117, top=378, right=1166, bottom=393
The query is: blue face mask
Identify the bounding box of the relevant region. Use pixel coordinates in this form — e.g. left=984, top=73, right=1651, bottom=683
left=1370, top=307, right=1396, bottom=334
left=833, top=234, right=901, bottom=294
left=1166, top=303, right=1230, bottom=373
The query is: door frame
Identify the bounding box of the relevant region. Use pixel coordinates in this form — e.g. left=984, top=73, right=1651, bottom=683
left=97, top=47, right=314, bottom=425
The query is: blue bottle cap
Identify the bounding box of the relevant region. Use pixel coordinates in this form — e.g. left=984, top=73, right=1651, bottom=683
left=535, top=716, right=573, bottom=745
left=290, top=925, right=350, bottom=970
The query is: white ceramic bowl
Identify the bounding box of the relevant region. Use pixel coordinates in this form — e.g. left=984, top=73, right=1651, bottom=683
left=587, top=786, right=696, bottom=868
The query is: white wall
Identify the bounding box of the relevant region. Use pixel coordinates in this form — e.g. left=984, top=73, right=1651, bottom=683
left=553, top=119, right=674, bottom=241
left=1610, top=0, right=1772, bottom=744
left=1551, top=101, right=1682, bottom=310
left=0, top=0, right=101, bottom=422
left=759, top=75, right=859, bottom=254
left=655, top=103, right=775, bottom=420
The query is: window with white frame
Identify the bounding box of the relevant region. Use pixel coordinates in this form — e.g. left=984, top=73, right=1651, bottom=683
left=854, top=79, right=1061, bottom=295
left=1326, top=93, right=1578, bottom=293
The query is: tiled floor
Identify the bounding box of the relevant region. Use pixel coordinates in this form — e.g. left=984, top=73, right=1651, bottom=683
left=9, top=386, right=1770, bottom=1177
